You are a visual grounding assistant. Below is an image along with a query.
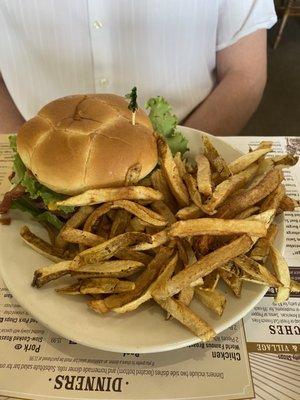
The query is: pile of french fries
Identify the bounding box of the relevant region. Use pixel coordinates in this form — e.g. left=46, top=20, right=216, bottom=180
left=21, top=136, right=300, bottom=342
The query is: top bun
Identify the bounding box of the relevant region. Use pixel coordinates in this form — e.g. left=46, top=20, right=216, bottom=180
left=17, top=94, right=158, bottom=195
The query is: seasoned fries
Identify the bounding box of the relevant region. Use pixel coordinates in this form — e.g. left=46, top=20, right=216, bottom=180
left=24, top=136, right=297, bottom=343
left=157, top=136, right=189, bottom=207
left=269, top=245, right=290, bottom=303
left=228, top=147, right=271, bottom=175
left=56, top=186, right=163, bottom=207
left=196, top=154, right=212, bottom=196
left=169, top=218, right=267, bottom=237
left=194, top=288, right=226, bottom=316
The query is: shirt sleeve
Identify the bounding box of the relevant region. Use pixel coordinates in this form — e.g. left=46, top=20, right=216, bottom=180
left=216, top=0, right=277, bottom=51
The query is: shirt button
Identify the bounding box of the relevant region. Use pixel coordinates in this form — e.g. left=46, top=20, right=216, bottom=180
left=93, top=20, right=103, bottom=29
left=99, top=78, right=109, bottom=87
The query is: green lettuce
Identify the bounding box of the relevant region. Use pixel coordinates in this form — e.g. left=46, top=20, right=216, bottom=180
left=11, top=197, right=63, bottom=230
left=145, top=97, right=188, bottom=155
left=9, top=135, right=74, bottom=215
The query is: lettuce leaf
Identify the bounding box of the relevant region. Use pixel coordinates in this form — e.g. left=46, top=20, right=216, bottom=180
left=11, top=197, right=63, bottom=230
left=9, top=135, right=74, bottom=214
left=145, top=97, right=188, bottom=155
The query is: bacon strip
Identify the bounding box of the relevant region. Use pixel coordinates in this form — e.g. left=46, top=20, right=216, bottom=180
left=0, top=184, right=25, bottom=213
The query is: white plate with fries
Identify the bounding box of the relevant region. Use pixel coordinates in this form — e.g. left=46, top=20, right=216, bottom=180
left=1, top=127, right=295, bottom=353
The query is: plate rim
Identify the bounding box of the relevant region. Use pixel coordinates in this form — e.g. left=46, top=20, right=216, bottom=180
left=0, top=129, right=285, bottom=353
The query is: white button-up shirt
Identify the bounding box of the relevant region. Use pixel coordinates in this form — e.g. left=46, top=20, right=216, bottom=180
left=0, top=0, right=276, bottom=121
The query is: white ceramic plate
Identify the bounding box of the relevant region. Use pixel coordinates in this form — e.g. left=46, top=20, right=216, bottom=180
left=0, top=128, right=284, bottom=353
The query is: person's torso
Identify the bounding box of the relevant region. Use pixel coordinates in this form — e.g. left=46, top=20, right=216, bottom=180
left=0, top=0, right=219, bottom=120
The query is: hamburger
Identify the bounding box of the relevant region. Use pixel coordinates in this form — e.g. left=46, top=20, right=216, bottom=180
left=0, top=92, right=187, bottom=229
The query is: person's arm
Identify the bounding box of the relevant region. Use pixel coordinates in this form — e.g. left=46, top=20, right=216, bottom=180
left=0, top=75, right=25, bottom=133
left=184, top=30, right=267, bottom=136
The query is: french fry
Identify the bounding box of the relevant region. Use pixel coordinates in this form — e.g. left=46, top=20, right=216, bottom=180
left=278, top=195, right=300, bottom=212
left=183, top=173, right=204, bottom=210
left=269, top=245, right=290, bottom=303
left=233, top=255, right=281, bottom=288
left=157, top=136, right=189, bottom=207
left=56, top=283, right=82, bottom=295
left=290, top=279, right=300, bottom=293
left=125, top=163, right=142, bottom=185
left=196, top=154, right=212, bottom=196
left=113, top=253, right=178, bottom=313
left=20, top=226, right=64, bottom=263
left=80, top=278, right=135, bottom=294
left=74, top=232, right=152, bottom=267
left=154, top=296, right=215, bottom=341
left=228, top=147, right=271, bottom=175
left=55, top=206, right=95, bottom=249
left=203, top=136, right=231, bottom=179
left=218, top=269, right=242, bottom=297
left=151, top=201, right=176, bottom=225
left=84, top=200, right=167, bottom=233
left=254, top=141, right=273, bottom=150
left=153, top=235, right=253, bottom=300
left=83, top=203, right=114, bottom=232
left=250, top=223, right=278, bottom=261
left=194, top=287, right=226, bottom=316
left=150, top=169, right=177, bottom=211
left=204, top=164, right=258, bottom=213
left=131, top=229, right=169, bottom=251
left=130, top=217, right=148, bottom=232
left=201, top=270, right=219, bottom=291
left=88, top=247, right=173, bottom=313
left=174, top=152, right=187, bottom=177
left=235, top=207, right=260, bottom=219
left=56, top=186, right=163, bottom=207
left=217, top=169, right=284, bottom=218
left=61, top=227, right=105, bottom=246
left=70, top=260, right=145, bottom=278
left=270, top=154, right=298, bottom=167
left=32, top=261, right=71, bottom=288
left=169, top=218, right=267, bottom=238
left=194, top=235, right=211, bottom=256
left=110, top=210, right=131, bottom=238
left=176, top=204, right=203, bottom=220
left=260, top=184, right=285, bottom=213
left=176, top=241, right=197, bottom=305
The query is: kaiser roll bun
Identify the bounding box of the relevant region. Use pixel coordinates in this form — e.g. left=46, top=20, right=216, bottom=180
left=17, top=94, right=158, bottom=195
